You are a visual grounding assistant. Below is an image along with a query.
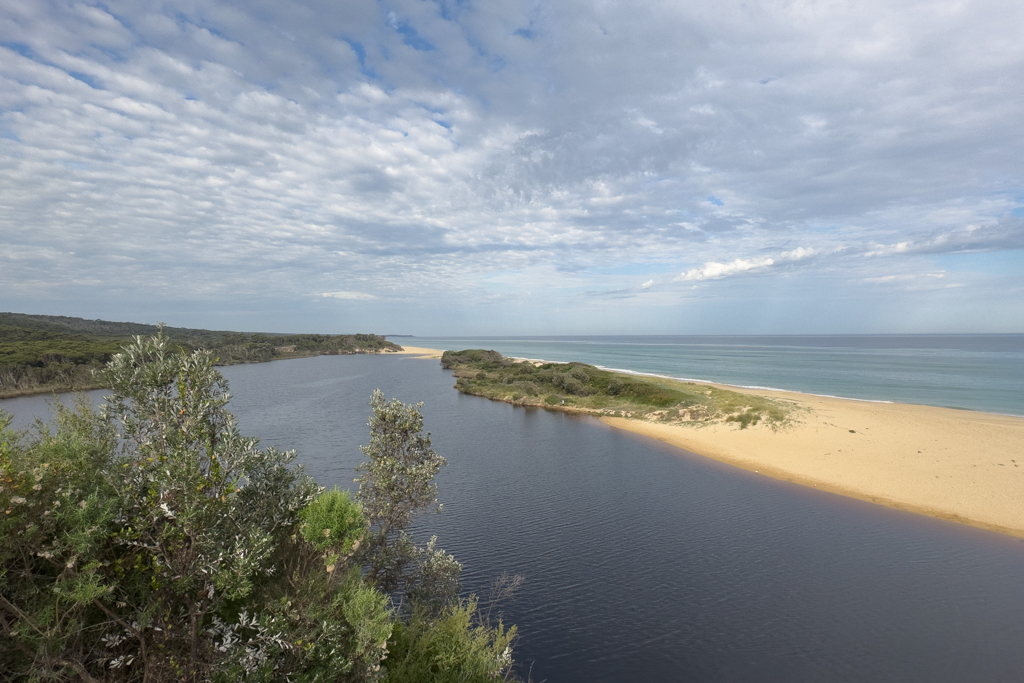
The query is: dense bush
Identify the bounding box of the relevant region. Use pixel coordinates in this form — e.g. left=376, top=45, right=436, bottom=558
left=0, top=315, right=401, bottom=398
left=0, top=334, right=519, bottom=682
left=382, top=599, right=515, bottom=683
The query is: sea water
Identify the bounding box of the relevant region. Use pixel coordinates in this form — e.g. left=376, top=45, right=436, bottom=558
left=400, top=335, right=1024, bottom=415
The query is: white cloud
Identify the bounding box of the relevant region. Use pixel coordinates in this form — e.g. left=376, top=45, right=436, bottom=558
left=674, top=257, right=775, bottom=282
left=865, top=242, right=911, bottom=257
left=321, top=291, right=377, bottom=300
left=779, top=247, right=819, bottom=261
left=0, top=0, right=1021, bottom=331
left=641, top=279, right=655, bottom=288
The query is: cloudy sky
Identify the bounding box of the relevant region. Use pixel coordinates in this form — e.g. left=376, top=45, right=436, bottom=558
left=2, top=0, right=1022, bottom=334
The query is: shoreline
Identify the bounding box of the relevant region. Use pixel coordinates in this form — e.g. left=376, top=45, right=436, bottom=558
left=391, top=345, right=444, bottom=359
left=505, top=355, right=1024, bottom=416
left=1, top=348, right=408, bottom=402
left=600, top=383, right=1024, bottom=538
left=433, top=348, right=1024, bottom=538
left=11, top=345, right=1022, bottom=538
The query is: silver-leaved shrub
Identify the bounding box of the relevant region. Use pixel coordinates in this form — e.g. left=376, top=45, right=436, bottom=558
left=0, top=331, right=519, bottom=683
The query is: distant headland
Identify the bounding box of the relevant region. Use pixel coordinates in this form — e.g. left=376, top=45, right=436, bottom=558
left=0, top=312, right=401, bottom=399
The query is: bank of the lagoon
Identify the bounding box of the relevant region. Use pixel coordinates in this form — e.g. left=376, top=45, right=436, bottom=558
left=603, top=386, right=1024, bottom=538
left=6, top=353, right=1023, bottom=682
left=391, top=345, right=444, bottom=359
left=400, top=335, right=1024, bottom=416
left=439, top=346, right=1024, bottom=538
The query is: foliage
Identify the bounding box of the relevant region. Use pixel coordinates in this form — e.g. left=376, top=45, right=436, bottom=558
left=442, top=349, right=791, bottom=428
left=0, top=333, right=519, bottom=682
left=382, top=598, right=517, bottom=683
left=0, top=313, right=401, bottom=398
left=300, top=488, right=366, bottom=557
left=355, top=391, right=460, bottom=609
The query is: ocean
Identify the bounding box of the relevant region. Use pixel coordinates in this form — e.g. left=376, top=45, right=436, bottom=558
left=399, top=335, right=1024, bottom=416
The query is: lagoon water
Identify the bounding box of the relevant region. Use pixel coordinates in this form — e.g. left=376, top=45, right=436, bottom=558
left=404, top=335, right=1024, bottom=416
left=4, top=353, right=1024, bottom=681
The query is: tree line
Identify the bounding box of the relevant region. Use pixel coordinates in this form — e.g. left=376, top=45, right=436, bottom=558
left=0, top=314, right=402, bottom=398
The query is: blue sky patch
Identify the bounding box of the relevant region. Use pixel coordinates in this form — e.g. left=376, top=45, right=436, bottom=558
left=1, top=42, right=34, bottom=59
left=67, top=71, right=101, bottom=89
left=391, top=16, right=434, bottom=51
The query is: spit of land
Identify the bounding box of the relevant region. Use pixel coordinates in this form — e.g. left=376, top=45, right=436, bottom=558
left=428, top=347, right=1024, bottom=538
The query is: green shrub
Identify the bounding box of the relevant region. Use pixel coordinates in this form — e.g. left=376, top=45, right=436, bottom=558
left=301, top=487, right=366, bottom=556
left=618, top=381, right=680, bottom=407
left=568, top=367, right=590, bottom=383
left=726, top=409, right=760, bottom=429
left=382, top=598, right=516, bottom=683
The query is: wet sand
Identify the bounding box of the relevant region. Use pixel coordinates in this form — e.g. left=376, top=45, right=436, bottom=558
left=602, top=386, right=1024, bottom=537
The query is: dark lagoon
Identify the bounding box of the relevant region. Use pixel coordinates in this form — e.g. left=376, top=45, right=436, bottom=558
left=4, top=353, right=1024, bottom=682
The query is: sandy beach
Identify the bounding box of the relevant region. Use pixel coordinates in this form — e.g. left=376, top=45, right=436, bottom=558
left=408, top=348, right=1024, bottom=536
left=603, top=385, right=1024, bottom=537
left=392, top=345, right=445, bottom=359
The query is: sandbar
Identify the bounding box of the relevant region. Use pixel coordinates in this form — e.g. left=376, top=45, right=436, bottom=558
left=602, top=386, right=1024, bottom=538
left=391, top=345, right=445, bottom=359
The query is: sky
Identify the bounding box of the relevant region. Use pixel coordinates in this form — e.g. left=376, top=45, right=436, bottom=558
left=1, top=0, right=1022, bottom=335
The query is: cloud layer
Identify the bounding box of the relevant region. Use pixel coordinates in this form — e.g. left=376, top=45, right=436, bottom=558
left=1, top=0, right=1022, bottom=333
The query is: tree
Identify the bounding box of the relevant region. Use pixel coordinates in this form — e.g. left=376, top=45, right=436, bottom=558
left=100, top=332, right=323, bottom=680
left=355, top=390, right=461, bottom=610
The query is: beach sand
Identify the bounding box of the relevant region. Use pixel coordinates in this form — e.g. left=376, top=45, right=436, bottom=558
left=392, top=345, right=445, bottom=359
left=602, top=386, right=1024, bottom=537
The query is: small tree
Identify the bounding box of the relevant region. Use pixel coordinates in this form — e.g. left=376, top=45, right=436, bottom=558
left=355, top=390, right=460, bottom=608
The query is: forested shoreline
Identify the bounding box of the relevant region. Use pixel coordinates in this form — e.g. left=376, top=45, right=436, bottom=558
left=0, top=313, right=402, bottom=399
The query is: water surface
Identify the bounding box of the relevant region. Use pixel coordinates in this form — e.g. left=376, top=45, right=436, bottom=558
left=403, top=335, right=1024, bottom=415
left=3, top=354, right=1023, bottom=682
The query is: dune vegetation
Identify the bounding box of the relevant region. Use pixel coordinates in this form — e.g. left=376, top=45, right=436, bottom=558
left=441, top=349, right=792, bottom=429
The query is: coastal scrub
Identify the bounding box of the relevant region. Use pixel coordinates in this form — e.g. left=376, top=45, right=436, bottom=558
left=0, top=334, right=520, bottom=682
left=0, top=312, right=402, bottom=399
left=441, top=349, right=791, bottom=428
